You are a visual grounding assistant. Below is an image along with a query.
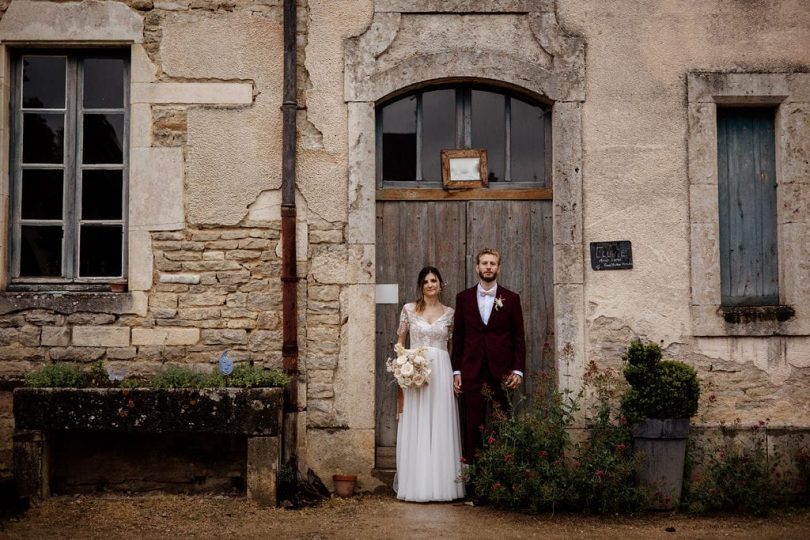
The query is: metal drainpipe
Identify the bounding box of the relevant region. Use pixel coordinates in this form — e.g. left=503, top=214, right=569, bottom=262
left=281, top=0, right=299, bottom=470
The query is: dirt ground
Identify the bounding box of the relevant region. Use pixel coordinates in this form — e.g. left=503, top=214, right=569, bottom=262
left=1, top=494, right=810, bottom=539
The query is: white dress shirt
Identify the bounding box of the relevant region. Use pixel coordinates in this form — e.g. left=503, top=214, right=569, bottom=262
left=477, top=282, right=498, bottom=325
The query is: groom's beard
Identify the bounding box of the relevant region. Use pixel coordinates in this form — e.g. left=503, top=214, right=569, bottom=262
left=478, top=271, right=497, bottom=283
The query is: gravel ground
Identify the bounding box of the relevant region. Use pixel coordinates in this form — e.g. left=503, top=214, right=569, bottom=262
left=1, top=494, right=809, bottom=539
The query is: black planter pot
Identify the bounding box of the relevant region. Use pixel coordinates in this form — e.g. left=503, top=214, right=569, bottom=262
left=631, top=418, right=690, bottom=510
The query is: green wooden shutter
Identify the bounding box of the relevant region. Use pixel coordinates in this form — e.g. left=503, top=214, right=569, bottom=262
left=717, top=107, right=778, bottom=306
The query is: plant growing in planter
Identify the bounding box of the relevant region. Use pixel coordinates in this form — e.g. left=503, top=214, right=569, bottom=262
left=620, top=339, right=700, bottom=509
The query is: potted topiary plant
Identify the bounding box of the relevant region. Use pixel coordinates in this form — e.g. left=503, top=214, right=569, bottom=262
left=620, top=339, right=700, bottom=510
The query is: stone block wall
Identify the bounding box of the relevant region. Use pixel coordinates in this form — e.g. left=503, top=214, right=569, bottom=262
left=0, top=226, right=286, bottom=371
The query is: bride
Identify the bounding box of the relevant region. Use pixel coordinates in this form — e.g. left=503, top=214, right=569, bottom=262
left=393, top=266, right=465, bottom=502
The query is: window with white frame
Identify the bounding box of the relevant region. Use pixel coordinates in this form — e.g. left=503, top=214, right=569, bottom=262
left=9, top=50, right=129, bottom=287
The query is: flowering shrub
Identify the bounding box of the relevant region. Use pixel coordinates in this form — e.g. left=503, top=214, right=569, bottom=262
left=796, top=447, right=810, bottom=506
left=682, top=427, right=776, bottom=516
left=465, top=368, right=646, bottom=514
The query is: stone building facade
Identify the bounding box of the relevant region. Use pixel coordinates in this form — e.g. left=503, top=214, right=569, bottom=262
left=0, top=0, right=808, bottom=492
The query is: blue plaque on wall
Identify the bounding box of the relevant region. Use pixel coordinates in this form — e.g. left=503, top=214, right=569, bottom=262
left=218, top=352, right=234, bottom=376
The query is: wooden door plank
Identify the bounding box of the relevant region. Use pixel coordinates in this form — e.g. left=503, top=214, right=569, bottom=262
left=376, top=198, right=553, bottom=454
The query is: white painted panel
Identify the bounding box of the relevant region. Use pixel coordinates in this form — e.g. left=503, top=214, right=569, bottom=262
left=376, top=284, right=399, bottom=304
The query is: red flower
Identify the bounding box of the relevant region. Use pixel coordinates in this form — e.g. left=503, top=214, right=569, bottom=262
left=708, top=394, right=717, bottom=403
left=538, top=450, right=549, bottom=458
left=616, top=442, right=627, bottom=452
left=487, top=436, right=496, bottom=445
left=595, top=470, right=606, bottom=479
left=459, top=456, right=467, bottom=464
left=504, top=454, right=513, bottom=462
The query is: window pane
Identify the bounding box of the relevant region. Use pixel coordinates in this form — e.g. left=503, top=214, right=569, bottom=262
left=83, top=57, right=125, bottom=109
left=20, top=225, right=62, bottom=277
left=21, top=169, right=63, bottom=220
left=83, top=113, right=124, bottom=164
left=82, top=170, right=123, bottom=220
left=471, top=90, right=505, bottom=182
left=80, top=225, right=123, bottom=277
left=381, top=96, right=416, bottom=181
left=421, top=89, right=456, bottom=182
left=22, top=56, right=66, bottom=109
left=22, top=113, right=64, bottom=164
left=511, top=97, right=545, bottom=183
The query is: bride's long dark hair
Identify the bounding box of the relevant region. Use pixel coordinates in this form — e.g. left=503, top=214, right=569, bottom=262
left=415, top=266, right=444, bottom=313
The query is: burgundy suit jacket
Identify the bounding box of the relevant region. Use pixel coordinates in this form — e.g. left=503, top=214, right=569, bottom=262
left=451, top=285, right=526, bottom=382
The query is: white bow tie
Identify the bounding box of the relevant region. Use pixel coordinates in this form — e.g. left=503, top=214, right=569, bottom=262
left=479, top=289, right=496, bottom=297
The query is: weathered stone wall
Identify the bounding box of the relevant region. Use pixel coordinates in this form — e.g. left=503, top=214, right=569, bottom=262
left=556, top=0, right=810, bottom=426
left=0, top=0, right=809, bottom=492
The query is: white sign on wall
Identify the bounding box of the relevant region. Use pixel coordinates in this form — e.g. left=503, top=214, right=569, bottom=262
left=375, top=284, right=399, bottom=304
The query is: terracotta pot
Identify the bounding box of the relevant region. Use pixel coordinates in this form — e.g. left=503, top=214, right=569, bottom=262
left=109, top=281, right=127, bottom=293
left=332, top=474, right=357, bottom=498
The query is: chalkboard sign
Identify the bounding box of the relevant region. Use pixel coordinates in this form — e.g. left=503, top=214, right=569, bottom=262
left=590, top=241, right=633, bottom=270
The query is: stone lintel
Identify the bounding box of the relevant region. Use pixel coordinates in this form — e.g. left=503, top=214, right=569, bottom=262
left=131, top=82, right=254, bottom=105
left=687, top=72, right=804, bottom=104
left=0, top=0, right=144, bottom=44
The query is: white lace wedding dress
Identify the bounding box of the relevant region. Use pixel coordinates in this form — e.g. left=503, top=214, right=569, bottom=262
left=393, top=303, right=465, bottom=502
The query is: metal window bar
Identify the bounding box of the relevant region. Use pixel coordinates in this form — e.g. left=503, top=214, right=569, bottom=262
left=505, top=95, right=512, bottom=183
left=415, top=93, right=423, bottom=183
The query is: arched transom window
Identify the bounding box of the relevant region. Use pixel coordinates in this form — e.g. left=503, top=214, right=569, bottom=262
left=376, top=85, right=551, bottom=186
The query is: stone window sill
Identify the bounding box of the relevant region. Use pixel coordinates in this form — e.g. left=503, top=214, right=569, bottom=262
left=0, top=291, right=143, bottom=316
left=719, top=305, right=796, bottom=325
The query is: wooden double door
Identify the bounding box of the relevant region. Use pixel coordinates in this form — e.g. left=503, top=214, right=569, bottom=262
left=374, top=199, right=554, bottom=465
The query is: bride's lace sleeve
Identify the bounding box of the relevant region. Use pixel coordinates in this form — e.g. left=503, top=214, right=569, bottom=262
left=397, top=304, right=410, bottom=338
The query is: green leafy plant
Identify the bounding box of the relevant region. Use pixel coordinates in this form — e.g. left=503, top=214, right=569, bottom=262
left=569, top=399, right=646, bottom=513
left=683, top=426, right=778, bottom=516
left=795, top=447, right=810, bottom=505
left=226, top=363, right=291, bottom=388
left=24, top=360, right=290, bottom=389
left=151, top=365, right=210, bottom=389
left=620, top=339, right=699, bottom=421
left=466, top=368, right=646, bottom=514
left=24, top=362, right=89, bottom=388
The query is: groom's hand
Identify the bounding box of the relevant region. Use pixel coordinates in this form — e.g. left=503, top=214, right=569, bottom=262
left=504, top=372, right=522, bottom=389
left=453, top=374, right=462, bottom=396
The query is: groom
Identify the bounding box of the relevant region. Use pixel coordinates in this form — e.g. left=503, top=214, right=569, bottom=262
left=452, top=248, right=526, bottom=462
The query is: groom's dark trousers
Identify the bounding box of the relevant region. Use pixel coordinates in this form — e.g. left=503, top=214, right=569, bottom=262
left=451, top=285, right=526, bottom=462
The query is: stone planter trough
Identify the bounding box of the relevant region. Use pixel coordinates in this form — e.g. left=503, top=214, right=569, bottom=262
left=13, top=387, right=284, bottom=505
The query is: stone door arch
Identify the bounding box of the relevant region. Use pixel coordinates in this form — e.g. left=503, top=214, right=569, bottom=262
left=343, top=1, right=586, bottom=468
